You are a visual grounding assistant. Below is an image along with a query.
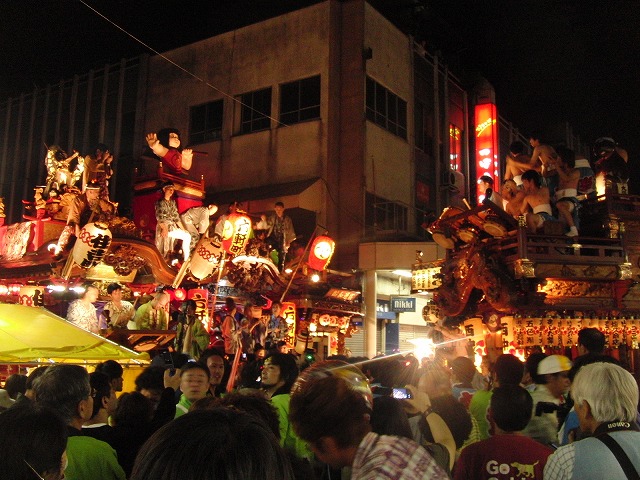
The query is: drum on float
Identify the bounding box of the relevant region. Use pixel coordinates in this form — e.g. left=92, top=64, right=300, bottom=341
left=428, top=207, right=464, bottom=249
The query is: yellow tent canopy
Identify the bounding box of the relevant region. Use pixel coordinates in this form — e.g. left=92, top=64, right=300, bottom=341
left=0, top=304, right=149, bottom=365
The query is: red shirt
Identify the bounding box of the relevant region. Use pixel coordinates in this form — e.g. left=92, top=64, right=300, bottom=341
left=162, top=148, right=182, bottom=174
left=454, top=434, right=552, bottom=480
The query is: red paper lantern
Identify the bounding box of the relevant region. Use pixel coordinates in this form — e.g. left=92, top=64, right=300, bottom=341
left=307, top=236, right=335, bottom=271
left=188, top=288, right=209, bottom=319
left=221, top=213, right=252, bottom=256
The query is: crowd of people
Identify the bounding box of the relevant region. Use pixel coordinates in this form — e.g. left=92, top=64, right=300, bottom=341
left=1, top=325, right=639, bottom=479
left=481, top=135, right=630, bottom=238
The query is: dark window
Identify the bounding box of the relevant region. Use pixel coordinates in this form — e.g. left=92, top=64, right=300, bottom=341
left=280, top=75, right=321, bottom=125
left=189, top=100, right=223, bottom=144
left=365, top=77, right=407, bottom=139
left=364, top=192, right=408, bottom=233
left=238, top=87, right=272, bottom=134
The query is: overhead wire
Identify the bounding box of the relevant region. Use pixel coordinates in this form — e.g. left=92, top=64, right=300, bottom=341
left=78, top=0, right=288, bottom=128
left=78, top=0, right=367, bottom=228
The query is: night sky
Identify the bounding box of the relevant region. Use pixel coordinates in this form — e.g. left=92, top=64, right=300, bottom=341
left=2, top=0, right=639, bottom=157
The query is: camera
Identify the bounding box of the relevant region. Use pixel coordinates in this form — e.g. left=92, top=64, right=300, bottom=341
left=392, top=388, right=413, bottom=400
left=535, top=401, right=560, bottom=416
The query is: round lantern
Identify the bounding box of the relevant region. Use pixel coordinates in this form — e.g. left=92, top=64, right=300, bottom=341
left=190, top=237, right=223, bottom=280
left=73, top=222, right=112, bottom=268
left=307, top=235, right=335, bottom=271
left=19, top=285, right=45, bottom=307
left=221, top=213, right=252, bottom=256
left=294, top=329, right=311, bottom=355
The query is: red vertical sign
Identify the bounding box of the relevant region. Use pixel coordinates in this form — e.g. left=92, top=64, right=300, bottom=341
left=474, top=103, right=499, bottom=203
left=449, top=124, right=462, bottom=172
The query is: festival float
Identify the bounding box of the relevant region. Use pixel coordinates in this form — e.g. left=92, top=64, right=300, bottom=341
left=0, top=143, right=362, bottom=375
left=415, top=173, right=640, bottom=375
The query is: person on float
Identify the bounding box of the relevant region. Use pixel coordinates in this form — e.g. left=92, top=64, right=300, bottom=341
left=50, top=180, right=115, bottom=256
left=213, top=200, right=241, bottom=240
left=133, top=292, right=171, bottom=330
left=179, top=203, right=218, bottom=250
left=154, top=181, right=191, bottom=263
left=101, top=283, right=135, bottom=329
left=504, top=140, right=539, bottom=186
left=67, top=284, right=100, bottom=334
left=551, top=146, right=581, bottom=237
left=502, top=179, right=525, bottom=218
left=174, top=299, right=210, bottom=360
left=82, top=143, right=113, bottom=199
left=145, top=128, right=193, bottom=175
left=520, top=169, right=553, bottom=234
left=261, top=201, right=296, bottom=270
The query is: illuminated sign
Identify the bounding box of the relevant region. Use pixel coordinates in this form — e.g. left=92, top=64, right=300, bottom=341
left=411, top=265, right=442, bottom=292
left=474, top=103, right=500, bottom=203
left=449, top=124, right=462, bottom=171
left=391, top=297, right=416, bottom=313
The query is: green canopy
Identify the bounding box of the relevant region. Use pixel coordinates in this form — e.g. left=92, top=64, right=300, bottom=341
left=0, top=303, right=149, bottom=365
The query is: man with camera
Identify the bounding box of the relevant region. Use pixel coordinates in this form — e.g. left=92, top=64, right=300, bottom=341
left=523, top=355, right=572, bottom=446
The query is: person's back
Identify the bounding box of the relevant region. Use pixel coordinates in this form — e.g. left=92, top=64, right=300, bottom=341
left=455, top=386, right=552, bottom=480
left=33, top=364, right=125, bottom=480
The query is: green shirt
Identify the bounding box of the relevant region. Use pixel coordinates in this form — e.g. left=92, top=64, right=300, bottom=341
left=65, top=435, right=126, bottom=480
left=469, top=389, right=493, bottom=440
left=271, top=393, right=313, bottom=460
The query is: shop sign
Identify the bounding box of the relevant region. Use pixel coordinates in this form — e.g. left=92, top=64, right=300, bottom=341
left=474, top=102, right=500, bottom=203
left=391, top=297, right=416, bottom=313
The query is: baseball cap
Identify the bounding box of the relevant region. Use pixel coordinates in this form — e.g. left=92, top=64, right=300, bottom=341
left=537, top=355, right=572, bottom=375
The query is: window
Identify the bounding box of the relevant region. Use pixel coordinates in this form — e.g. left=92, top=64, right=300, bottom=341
left=280, top=75, right=321, bottom=125
left=238, top=87, right=272, bottom=134
left=365, top=192, right=408, bottom=233
left=189, top=100, right=223, bottom=144
left=366, top=77, right=407, bottom=139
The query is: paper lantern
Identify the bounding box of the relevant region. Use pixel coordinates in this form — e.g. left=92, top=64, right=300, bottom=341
left=73, top=222, right=112, bottom=268
left=221, top=213, right=252, bottom=256
left=307, top=236, right=335, bottom=271
left=19, top=286, right=45, bottom=307
left=174, top=288, right=187, bottom=301
left=190, top=237, right=223, bottom=280
left=295, top=329, right=311, bottom=354
left=188, top=288, right=209, bottom=320
left=281, top=302, right=297, bottom=325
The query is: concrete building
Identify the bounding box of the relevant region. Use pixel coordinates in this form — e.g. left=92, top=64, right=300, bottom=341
left=138, top=0, right=474, bottom=356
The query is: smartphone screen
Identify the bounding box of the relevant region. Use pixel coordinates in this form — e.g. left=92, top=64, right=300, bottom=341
left=392, top=388, right=413, bottom=399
